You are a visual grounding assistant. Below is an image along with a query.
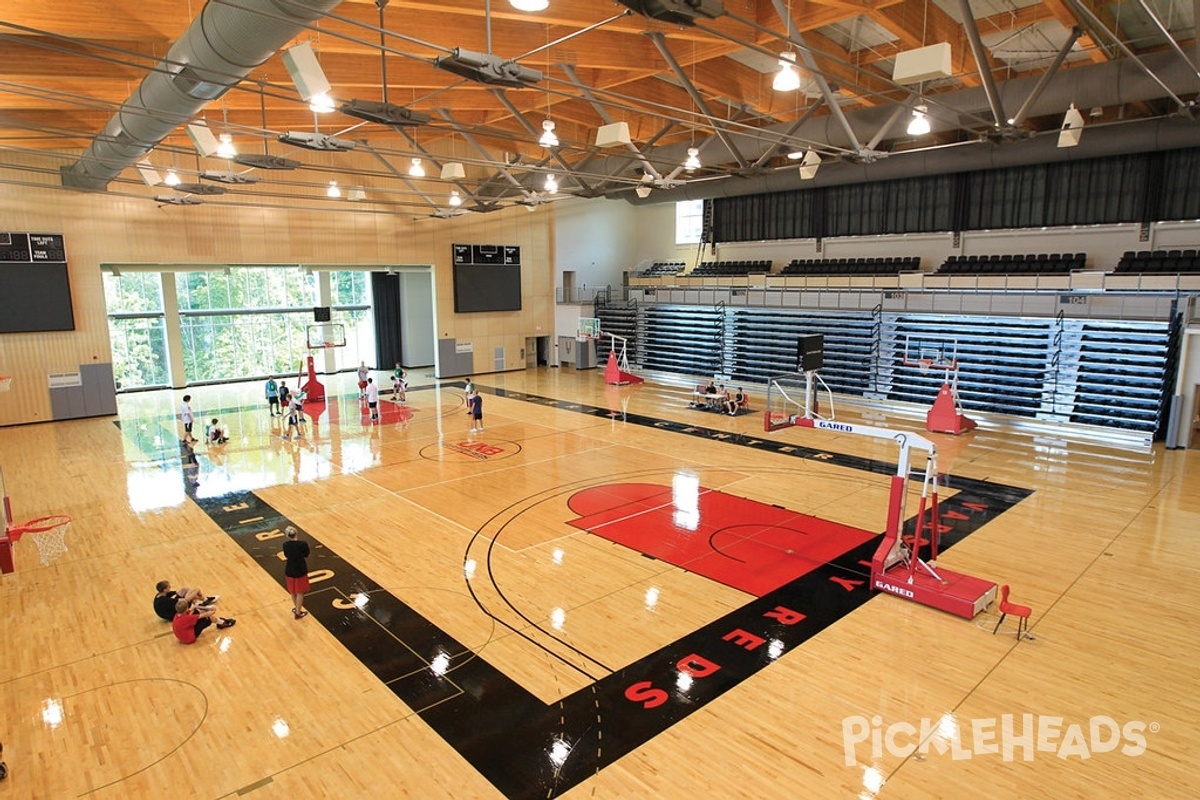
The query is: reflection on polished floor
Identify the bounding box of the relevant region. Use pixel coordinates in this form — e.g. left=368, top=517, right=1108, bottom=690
left=0, top=367, right=1197, bottom=799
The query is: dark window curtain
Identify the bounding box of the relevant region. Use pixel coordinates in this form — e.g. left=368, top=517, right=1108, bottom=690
left=1042, top=154, right=1149, bottom=226
left=370, top=272, right=402, bottom=368
left=1156, top=148, right=1200, bottom=221
left=708, top=147, right=1200, bottom=245
left=825, top=175, right=955, bottom=236
left=711, top=188, right=820, bottom=242
left=963, top=163, right=1048, bottom=231
left=824, top=182, right=881, bottom=237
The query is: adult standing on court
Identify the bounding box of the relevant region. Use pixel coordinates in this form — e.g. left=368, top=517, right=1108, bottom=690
left=282, top=526, right=311, bottom=620
left=357, top=361, right=370, bottom=399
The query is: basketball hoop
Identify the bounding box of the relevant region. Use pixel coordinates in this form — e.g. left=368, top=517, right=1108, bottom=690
left=6, top=514, right=72, bottom=566
left=918, top=359, right=933, bottom=374
left=0, top=376, right=11, bottom=392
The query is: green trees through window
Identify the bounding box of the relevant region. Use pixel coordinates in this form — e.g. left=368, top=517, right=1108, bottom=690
left=105, top=266, right=376, bottom=390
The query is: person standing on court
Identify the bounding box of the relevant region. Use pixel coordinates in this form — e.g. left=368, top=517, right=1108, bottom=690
left=282, top=526, right=311, bottom=620
left=365, top=377, right=380, bottom=422
left=357, top=361, right=370, bottom=399
left=469, top=390, right=483, bottom=433
left=265, top=376, right=280, bottom=416
left=179, top=394, right=196, bottom=443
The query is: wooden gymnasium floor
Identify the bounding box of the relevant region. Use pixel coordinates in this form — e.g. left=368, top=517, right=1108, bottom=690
left=0, top=367, right=1196, bottom=799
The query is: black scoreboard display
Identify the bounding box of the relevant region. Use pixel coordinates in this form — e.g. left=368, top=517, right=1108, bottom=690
left=452, top=243, right=522, bottom=313
left=0, top=232, right=75, bottom=333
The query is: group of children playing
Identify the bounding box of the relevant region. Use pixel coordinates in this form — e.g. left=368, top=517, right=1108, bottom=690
left=179, top=394, right=232, bottom=446
left=357, top=362, right=408, bottom=422
left=264, top=377, right=308, bottom=439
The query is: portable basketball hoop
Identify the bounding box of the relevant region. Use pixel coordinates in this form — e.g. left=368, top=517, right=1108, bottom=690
left=902, top=337, right=976, bottom=435
left=5, top=514, right=72, bottom=567
left=303, top=323, right=346, bottom=403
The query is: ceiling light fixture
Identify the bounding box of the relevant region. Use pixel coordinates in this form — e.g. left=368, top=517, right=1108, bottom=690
left=772, top=51, right=801, bottom=92
left=683, top=147, right=701, bottom=171
left=326, top=180, right=341, bottom=198
left=448, top=189, right=462, bottom=207
left=409, top=158, right=426, bottom=177
left=216, top=132, right=238, bottom=159
left=164, top=167, right=181, bottom=187
left=509, top=0, right=549, bottom=10
left=1058, top=103, right=1084, bottom=148
left=308, top=92, right=336, bottom=114
left=907, top=104, right=931, bottom=136
left=539, top=119, right=559, bottom=148
left=544, top=173, right=558, bottom=194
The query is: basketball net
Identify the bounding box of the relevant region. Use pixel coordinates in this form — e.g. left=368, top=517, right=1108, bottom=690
left=9, top=515, right=72, bottom=566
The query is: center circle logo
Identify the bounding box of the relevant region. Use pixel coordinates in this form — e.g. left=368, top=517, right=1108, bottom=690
left=421, top=437, right=522, bottom=462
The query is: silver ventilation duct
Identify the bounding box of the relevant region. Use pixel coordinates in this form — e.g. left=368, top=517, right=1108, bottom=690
left=62, top=0, right=344, bottom=191
left=629, top=49, right=1200, bottom=204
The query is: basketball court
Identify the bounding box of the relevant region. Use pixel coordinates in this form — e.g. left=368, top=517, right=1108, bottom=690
left=0, top=368, right=1196, bottom=798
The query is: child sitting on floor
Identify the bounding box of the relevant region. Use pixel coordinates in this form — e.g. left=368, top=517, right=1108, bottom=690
left=206, top=418, right=229, bottom=445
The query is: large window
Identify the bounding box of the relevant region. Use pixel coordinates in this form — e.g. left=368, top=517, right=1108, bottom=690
left=104, top=272, right=168, bottom=390
left=178, top=268, right=319, bottom=383
left=327, top=270, right=374, bottom=374
left=676, top=199, right=705, bottom=244
left=105, top=266, right=378, bottom=389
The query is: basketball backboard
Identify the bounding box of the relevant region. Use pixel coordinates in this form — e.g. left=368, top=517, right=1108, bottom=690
left=307, top=322, right=347, bottom=349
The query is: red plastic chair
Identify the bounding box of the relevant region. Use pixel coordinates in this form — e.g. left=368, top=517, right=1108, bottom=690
left=992, top=584, right=1033, bottom=640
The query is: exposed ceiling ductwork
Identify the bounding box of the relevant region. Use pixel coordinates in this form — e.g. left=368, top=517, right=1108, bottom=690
left=61, top=0, right=344, bottom=191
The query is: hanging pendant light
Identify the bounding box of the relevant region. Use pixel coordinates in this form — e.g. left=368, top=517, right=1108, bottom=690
left=408, top=158, right=425, bottom=177
left=308, top=92, right=336, bottom=114
left=448, top=189, right=462, bottom=207
left=773, top=52, right=801, bottom=92
left=509, top=0, right=549, bottom=10
left=907, top=104, right=931, bottom=136
left=216, top=132, right=237, bottom=159
left=538, top=119, right=559, bottom=148
left=683, top=147, right=701, bottom=171
left=326, top=180, right=341, bottom=198
left=544, top=173, right=558, bottom=194
left=163, top=168, right=181, bottom=187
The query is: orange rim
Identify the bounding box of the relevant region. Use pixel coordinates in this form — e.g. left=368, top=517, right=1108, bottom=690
left=7, top=514, right=71, bottom=537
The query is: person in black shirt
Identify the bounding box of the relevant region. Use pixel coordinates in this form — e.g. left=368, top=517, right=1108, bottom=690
left=153, top=580, right=218, bottom=621
left=282, top=526, right=311, bottom=620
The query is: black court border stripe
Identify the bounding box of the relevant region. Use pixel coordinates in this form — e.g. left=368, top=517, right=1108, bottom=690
left=176, top=385, right=1031, bottom=799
